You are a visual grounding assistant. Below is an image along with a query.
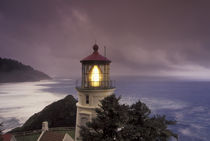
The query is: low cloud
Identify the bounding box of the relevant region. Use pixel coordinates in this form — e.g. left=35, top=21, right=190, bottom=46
left=0, top=0, right=210, bottom=78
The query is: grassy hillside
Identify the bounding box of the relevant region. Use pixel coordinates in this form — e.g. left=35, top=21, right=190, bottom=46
left=0, top=57, right=50, bottom=83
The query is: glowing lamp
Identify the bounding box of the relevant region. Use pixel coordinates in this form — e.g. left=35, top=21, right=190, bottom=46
left=89, top=65, right=103, bottom=87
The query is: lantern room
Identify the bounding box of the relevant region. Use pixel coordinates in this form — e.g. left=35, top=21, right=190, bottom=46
left=77, top=44, right=115, bottom=89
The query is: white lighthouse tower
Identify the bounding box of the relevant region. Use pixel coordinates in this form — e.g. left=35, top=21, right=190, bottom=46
left=75, top=44, right=115, bottom=141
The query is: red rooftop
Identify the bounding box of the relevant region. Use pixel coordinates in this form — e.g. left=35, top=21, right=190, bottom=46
left=2, top=133, right=16, bottom=141
left=80, top=44, right=111, bottom=64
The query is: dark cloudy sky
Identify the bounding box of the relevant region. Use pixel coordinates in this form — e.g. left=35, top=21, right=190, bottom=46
left=0, top=0, right=210, bottom=79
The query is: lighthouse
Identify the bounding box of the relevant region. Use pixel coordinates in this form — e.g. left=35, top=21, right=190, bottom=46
left=75, top=44, right=115, bottom=141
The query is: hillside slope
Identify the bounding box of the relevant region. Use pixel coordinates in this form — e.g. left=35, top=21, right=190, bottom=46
left=11, top=95, right=77, bottom=132
left=0, top=57, right=50, bottom=83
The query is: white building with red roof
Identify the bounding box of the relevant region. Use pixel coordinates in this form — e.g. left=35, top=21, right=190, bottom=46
left=37, top=122, right=74, bottom=141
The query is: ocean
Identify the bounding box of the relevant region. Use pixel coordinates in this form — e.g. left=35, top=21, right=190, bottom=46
left=0, top=76, right=209, bottom=141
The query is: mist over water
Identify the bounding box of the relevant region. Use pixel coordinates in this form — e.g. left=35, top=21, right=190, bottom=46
left=0, top=76, right=210, bottom=141
left=0, top=79, right=76, bottom=132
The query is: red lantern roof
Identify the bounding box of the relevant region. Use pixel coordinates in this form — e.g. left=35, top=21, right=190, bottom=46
left=80, top=44, right=111, bottom=63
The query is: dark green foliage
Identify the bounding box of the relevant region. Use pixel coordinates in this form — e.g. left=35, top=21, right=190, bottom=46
left=11, top=95, right=77, bottom=132
left=80, top=95, right=178, bottom=141
left=0, top=57, right=50, bottom=83
left=80, top=95, right=129, bottom=141
left=122, top=101, right=178, bottom=141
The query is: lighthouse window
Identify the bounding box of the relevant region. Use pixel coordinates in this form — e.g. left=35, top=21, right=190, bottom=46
left=86, top=95, right=89, bottom=104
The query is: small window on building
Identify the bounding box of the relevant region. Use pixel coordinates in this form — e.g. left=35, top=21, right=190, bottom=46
left=86, top=95, right=89, bottom=104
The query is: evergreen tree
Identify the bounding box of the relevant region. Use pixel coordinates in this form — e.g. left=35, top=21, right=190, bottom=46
left=122, top=101, right=178, bottom=141
left=80, top=95, right=178, bottom=141
left=80, top=95, right=129, bottom=141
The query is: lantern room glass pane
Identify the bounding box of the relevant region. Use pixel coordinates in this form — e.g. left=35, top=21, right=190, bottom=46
left=89, top=65, right=103, bottom=87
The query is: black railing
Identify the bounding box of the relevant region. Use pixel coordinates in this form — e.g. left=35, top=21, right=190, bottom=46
left=76, top=80, right=116, bottom=90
